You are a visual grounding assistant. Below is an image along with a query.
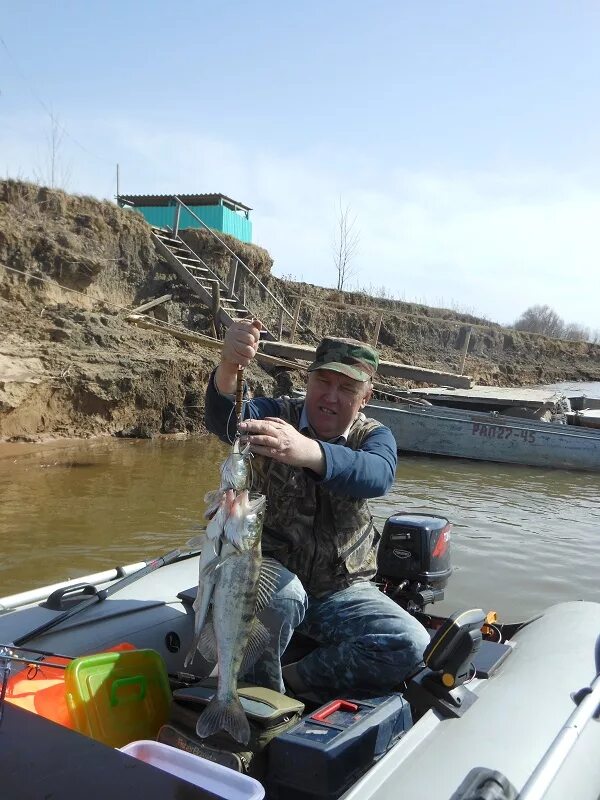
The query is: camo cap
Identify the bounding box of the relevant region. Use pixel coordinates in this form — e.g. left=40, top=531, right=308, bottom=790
left=308, top=337, right=379, bottom=382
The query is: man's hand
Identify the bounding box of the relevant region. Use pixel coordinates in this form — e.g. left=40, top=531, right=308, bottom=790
left=215, top=319, right=263, bottom=395
left=239, top=417, right=326, bottom=476
left=222, top=319, right=263, bottom=368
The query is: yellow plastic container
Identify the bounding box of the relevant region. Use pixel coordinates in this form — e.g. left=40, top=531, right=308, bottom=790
left=65, top=649, right=171, bottom=747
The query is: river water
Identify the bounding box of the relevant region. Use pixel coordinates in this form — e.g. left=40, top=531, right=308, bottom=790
left=1, top=383, right=598, bottom=623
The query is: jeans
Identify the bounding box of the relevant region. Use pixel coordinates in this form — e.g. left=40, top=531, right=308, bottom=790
left=243, top=563, right=430, bottom=700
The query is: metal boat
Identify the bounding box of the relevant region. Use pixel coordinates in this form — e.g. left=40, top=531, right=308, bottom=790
left=367, top=398, right=600, bottom=471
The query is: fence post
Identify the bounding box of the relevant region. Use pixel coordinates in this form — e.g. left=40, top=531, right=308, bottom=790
left=211, top=282, right=221, bottom=338
left=172, top=202, right=181, bottom=238
left=277, top=306, right=285, bottom=340
left=227, top=256, right=238, bottom=298
left=371, top=310, right=384, bottom=346
left=289, top=297, right=302, bottom=343
left=458, top=326, right=472, bottom=375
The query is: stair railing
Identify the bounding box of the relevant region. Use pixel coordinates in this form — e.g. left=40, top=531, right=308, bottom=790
left=170, top=196, right=314, bottom=337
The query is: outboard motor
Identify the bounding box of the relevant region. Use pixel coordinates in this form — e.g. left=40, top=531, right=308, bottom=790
left=377, top=513, right=452, bottom=611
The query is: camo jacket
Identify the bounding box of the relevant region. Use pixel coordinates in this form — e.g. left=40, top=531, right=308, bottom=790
left=251, top=397, right=384, bottom=598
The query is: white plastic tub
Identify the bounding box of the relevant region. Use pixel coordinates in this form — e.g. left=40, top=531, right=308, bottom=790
left=120, top=740, right=265, bottom=800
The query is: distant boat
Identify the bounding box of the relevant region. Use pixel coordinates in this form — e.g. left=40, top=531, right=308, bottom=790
left=367, top=398, right=600, bottom=471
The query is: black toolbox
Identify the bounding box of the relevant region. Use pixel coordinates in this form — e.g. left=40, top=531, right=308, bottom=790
left=267, top=694, right=412, bottom=799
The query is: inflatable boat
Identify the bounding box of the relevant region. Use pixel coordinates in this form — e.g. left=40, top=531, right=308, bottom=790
left=1, top=513, right=599, bottom=800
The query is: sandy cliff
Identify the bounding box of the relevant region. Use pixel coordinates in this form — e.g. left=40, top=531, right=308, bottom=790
left=1, top=180, right=599, bottom=442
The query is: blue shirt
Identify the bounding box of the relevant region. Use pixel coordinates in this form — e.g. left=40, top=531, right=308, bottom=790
left=205, top=371, right=397, bottom=499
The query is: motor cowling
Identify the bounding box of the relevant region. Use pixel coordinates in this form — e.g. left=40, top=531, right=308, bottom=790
left=377, top=513, right=452, bottom=610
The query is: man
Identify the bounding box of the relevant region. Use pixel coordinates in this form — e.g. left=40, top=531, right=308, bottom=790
left=205, top=319, right=429, bottom=702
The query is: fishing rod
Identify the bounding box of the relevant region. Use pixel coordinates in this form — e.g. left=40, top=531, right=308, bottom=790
left=0, top=652, right=68, bottom=670
left=0, top=650, right=9, bottom=724
left=236, top=365, right=245, bottom=429
left=0, top=644, right=73, bottom=725
left=233, top=318, right=265, bottom=435
left=0, top=644, right=75, bottom=660
left=12, top=548, right=181, bottom=648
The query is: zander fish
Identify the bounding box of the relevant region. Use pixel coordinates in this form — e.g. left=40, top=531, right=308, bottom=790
left=184, top=488, right=235, bottom=668
left=195, top=490, right=279, bottom=746
left=184, top=436, right=252, bottom=667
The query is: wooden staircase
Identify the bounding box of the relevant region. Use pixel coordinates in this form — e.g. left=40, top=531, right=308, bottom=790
left=150, top=226, right=277, bottom=340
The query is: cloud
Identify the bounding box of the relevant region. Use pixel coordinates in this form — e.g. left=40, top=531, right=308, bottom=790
left=3, top=114, right=599, bottom=331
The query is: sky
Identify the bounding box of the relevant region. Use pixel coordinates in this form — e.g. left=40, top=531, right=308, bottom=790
left=1, top=1, right=600, bottom=332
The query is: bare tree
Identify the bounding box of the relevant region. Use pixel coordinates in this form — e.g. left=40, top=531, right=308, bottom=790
left=514, top=305, right=564, bottom=338
left=333, top=199, right=359, bottom=291
left=514, top=305, right=595, bottom=342
left=562, top=322, right=591, bottom=342
left=48, top=112, right=64, bottom=189
left=34, top=111, right=71, bottom=189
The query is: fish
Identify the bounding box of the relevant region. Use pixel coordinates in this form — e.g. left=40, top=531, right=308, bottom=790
left=220, top=437, right=252, bottom=491
left=184, top=488, right=235, bottom=668
left=195, top=490, right=279, bottom=746
left=183, top=436, right=252, bottom=667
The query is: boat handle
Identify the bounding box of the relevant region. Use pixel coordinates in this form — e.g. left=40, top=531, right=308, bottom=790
left=311, top=700, right=359, bottom=721
left=110, top=675, right=147, bottom=706
left=44, top=583, right=98, bottom=611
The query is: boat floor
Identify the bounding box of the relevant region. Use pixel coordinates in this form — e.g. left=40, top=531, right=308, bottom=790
left=2, top=556, right=600, bottom=800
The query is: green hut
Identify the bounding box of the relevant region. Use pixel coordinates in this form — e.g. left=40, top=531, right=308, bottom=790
left=117, top=193, right=253, bottom=243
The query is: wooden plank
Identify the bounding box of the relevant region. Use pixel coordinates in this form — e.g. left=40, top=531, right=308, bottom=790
left=129, top=294, right=172, bottom=314
left=259, top=341, right=473, bottom=388
left=289, top=297, right=302, bottom=343
left=125, top=314, right=223, bottom=348
left=256, top=352, right=306, bottom=370
left=259, top=341, right=324, bottom=362
left=458, top=326, right=472, bottom=375
left=125, top=314, right=303, bottom=369
left=378, top=359, right=472, bottom=388
left=373, top=380, right=424, bottom=401
left=400, top=386, right=568, bottom=409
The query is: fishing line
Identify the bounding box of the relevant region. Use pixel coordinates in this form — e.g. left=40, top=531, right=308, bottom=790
left=225, top=398, right=253, bottom=445
left=226, top=405, right=237, bottom=445
left=223, top=401, right=256, bottom=491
